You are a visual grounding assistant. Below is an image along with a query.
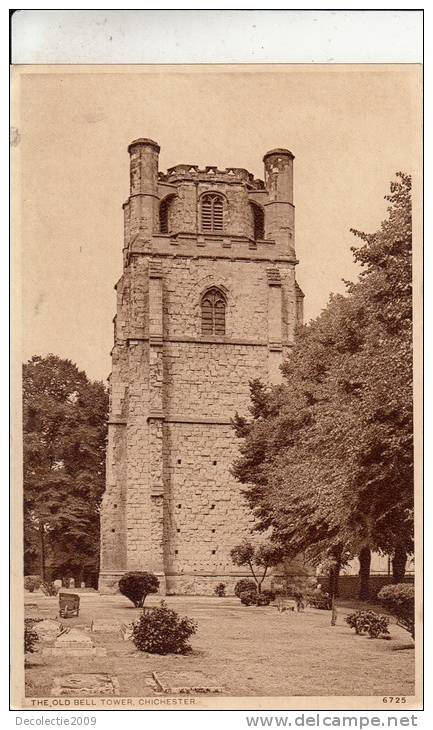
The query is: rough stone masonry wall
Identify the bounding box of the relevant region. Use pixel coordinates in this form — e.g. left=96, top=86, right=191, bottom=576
left=161, top=257, right=296, bottom=342
left=100, top=254, right=300, bottom=592
left=164, top=342, right=268, bottom=419
left=99, top=280, right=130, bottom=581
left=163, top=423, right=257, bottom=595
left=158, top=256, right=293, bottom=593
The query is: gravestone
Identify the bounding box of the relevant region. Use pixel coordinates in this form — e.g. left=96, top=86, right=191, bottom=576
left=120, top=623, right=133, bottom=641
left=42, top=628, right=107, bottom=657
left=69, top=578, right=75, bottom=589
left=53, top=580, right=62, bottom=589
left=59, top=592, right=80, bottom=618
left=91, top=619, right=121, bottom=634
left=153, top=671, right=223, bottom=695
left=145, top=676, right=160, bottom=691
left=33, top=619, right=63, bottom=642
left=51, top=674, right=120, bottom=696
left=55, top=629, right=93, bottom=647
left=80, top=582, right=86, bottom=588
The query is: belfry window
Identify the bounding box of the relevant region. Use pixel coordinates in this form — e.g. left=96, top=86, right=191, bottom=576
left=250, top=202, right=265, bottom=241
left=201, top=194, right=224, bottom=232
left=201, top=288, right=226, bottom=335
left=159, top=195, right=175, bottom=234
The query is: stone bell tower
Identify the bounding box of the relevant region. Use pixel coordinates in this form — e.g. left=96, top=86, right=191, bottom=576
left=98, top=139, right=305, bottom=594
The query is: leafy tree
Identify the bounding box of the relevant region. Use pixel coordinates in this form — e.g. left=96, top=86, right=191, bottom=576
left=23, top=355, right=108, bottom=582
left=230, top=540, right=284, bottom=594
left=232, top=174, right=413, bottom=599
left=348, top=172, right=413, bottom=583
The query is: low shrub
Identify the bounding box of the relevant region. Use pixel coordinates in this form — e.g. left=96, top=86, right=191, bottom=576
left=40, top=581, right=58, bottom=596
left=346, top=610, right=390, bottom=639
left=378, top=583, right=415, bottom=639
left=256, top=593, right=271, bottom=606
left=132, top=600, right=197, bottom=654
left=118, top=571, right=159, bottom=608
left=24, top=620, right=39, bottom=653
left=239, top=589, right=257, bottom=606
left=214, top=583, right=226, bottom=597
left=261, top=589, right=276, bottom=602
left=239, top=589, right=271, bottom=606
left=234, top=579, right=257, bottom=598
left=24, top=575, right=42, bottom=593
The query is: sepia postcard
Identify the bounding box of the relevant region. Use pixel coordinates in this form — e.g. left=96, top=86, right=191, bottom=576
left=10, top=18, right=423, bottom=712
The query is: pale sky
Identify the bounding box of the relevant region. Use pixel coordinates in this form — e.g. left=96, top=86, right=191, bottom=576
left=16, top=65, right=421, bottom=382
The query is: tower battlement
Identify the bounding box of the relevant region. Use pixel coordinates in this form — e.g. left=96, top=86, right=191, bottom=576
left=158, top=165, right=265, bottom=189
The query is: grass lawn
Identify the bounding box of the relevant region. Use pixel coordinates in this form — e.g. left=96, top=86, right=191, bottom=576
left=24, top=592, right=415, bottom=698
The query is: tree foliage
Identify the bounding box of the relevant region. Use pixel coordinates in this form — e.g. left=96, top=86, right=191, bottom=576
left=378, top=583, right=415, bottom=639
left=24, top=621, right=39, bottom=654
left=232, top=174, right=413, bottom=582
left=230, top=540, right=284, bottom=593
left=23, top=355, right=108, bottom=580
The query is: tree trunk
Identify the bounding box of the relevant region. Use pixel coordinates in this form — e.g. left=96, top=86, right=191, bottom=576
left=328, top=548, right=343, bottom=597
left=334, top=569, right=341, bottom=598
left=40, top=524, right=46, bottom=581
left=327, top=569, right=334, bottom=595
left=331, top=594, right=337, bottom=626
left=257, top=566, right=268, bottom=594
left=247, top=561, right=260, bottom=594
left=328, top=564, right=340, bottom=597
left=392, top=545, right=407, bottom=584
left=358, top=546, right=371, bottom=601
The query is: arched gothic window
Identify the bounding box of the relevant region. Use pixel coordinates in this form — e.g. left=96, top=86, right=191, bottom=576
left=201, top=288, right=226, bottom=335
left=201, top=194, right=224, bottom=232
left=159, top=195, right=175, bottom=234
left=250, top=201, right=265, bottom=241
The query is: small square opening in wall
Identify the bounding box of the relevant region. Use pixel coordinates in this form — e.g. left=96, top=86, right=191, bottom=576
left=113, top=504, right=117, bottom=508
left=212, top=549, right=216, bottom=555
left=177, top=528, right=180, bottom=533
left=111, top=529, right=115, bottom=533
left=175, top=550, right=178, bottom=555
left=210, top=504, right=215, bottom=510
left=177, top=459, right=182, bottom=465
left=211, top=528, right=216, bottom=533
left=213, top=460, right=217, bottom=466
left=177, top=504, right=181, bottom=509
